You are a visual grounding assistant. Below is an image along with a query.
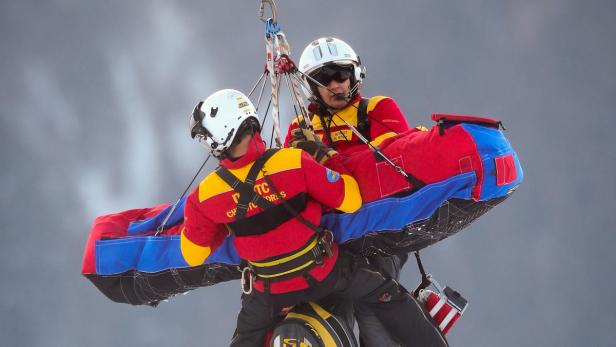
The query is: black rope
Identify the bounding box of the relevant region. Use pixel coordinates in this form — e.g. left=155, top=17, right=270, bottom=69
left=412, top=251, right=432, bottom=297
left=156, top=154, right=212, bottom=235
left=260, top=97, right=273, bottom=131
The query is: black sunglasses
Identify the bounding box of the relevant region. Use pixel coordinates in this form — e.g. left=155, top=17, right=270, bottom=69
left=309, top=64, right=353, bottom=86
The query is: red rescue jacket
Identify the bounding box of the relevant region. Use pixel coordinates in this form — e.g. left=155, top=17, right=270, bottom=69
left=284, top=94, right=410, bottom=154
left=181, top=134, right=361, bottom=294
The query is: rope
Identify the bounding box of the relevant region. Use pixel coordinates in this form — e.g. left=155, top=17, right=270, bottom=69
left=155, top=154, right=212, bottom=235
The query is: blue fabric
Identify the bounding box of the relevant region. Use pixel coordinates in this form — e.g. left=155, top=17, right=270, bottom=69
left=322, top=172, right=477, bottom=243
left=127, top=198, right=186, bottom=235
left=95, top=173, right=478, bottom=275
left=95, top=234, right=241, bottom=275
left=461, top=124, right=524, bottom=200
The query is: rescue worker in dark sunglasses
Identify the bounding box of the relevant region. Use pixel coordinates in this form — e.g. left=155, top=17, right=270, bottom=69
left=284, top=37, right=431, bottom=347
left=182, top=89, right=447, bottom=347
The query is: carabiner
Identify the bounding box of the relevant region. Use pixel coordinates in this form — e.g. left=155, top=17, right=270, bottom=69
left=241, top=267, right=254, bottom=295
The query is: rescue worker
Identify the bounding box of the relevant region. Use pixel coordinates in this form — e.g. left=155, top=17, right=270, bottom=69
left=181, top=89, right=447, bottom=347
left=284, top=37, right=420, bottom=347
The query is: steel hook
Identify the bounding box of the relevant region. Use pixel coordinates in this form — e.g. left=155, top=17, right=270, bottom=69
left=259, top=0, right=278, bottom=23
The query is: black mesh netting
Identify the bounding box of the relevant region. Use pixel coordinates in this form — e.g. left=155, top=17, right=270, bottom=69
left=342, top=196, right=509, bottom=258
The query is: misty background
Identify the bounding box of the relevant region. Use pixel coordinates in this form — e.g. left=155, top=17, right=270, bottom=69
left=1, top=1, right=615, bottom=346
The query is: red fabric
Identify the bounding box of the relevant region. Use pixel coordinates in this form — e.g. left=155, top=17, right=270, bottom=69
left=423, top=290, right=461, bottom=335
left=81, top=203, right=178, bottom=274
left=183, top=133, right=352, bottom=294
left=328, top=124, right=483, bottom=202
left=368, top=97, right=410, bottom=142
left=495, top=154, right=517, bottom=186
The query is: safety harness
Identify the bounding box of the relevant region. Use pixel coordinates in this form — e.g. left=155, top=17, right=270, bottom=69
left=356, top=97, right=370, bottom=140
left=313, top=97, right=370, bottom=149
left=215, top=148, right=334, bottom=293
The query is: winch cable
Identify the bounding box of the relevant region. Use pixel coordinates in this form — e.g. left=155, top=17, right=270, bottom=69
left=247, top=70, right=268, bottom=101
left=155, top=154, right=212, bottom=236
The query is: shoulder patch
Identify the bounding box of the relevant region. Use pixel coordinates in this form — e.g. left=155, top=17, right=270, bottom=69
left=325, top=168, right=340, bottom=183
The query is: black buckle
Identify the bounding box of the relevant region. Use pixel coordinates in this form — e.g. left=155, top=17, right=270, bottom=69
left=319, top=230, right=334, bottom=259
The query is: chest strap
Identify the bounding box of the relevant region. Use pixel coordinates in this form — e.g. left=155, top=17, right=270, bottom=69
left=227, top=193, right=308, bottom=236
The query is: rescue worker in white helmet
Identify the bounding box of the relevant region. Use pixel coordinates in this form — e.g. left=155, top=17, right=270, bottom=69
left=284, top=37, right=422, bottom=347
left=182, top=89, right=447, bottom=347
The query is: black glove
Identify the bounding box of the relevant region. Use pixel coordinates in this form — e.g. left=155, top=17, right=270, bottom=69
left=289, top=127, right=337, bottom=164
left=288, top=127, right=308, bottom=148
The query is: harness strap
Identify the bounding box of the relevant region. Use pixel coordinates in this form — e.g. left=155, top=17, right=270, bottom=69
left=356, top=97, right=370, bottom=139
left=215, top=148, right=279, bottom=219
left=412, top=251, right=432, bottom=297
left=249, top=233, right=323, bottom=279
left=227, top=193, right=308, bottom=236
left=260, top=173, right=323, bottom=234
left=316, top=110, right=336, bottom=149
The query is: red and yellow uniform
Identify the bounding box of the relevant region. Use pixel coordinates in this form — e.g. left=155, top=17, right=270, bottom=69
left=284, top=94, right=410, bottom=154
left=181, top=134, right=361, bottom=294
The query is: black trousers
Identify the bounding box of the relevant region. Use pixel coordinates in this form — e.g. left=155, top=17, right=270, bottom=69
left=354, top=254, right=407, bottom=347
left=230, top=251, right=447, bottom=347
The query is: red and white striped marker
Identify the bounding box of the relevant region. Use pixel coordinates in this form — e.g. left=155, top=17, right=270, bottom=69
left=417, top=278, right=468, bottom=335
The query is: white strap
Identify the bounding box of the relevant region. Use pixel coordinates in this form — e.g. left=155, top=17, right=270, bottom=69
left=429, top=296, right=447, bottom=317
left=439, top=309, right=458, bottom=331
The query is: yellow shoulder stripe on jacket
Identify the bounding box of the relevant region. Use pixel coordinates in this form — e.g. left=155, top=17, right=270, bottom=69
left=367, top=96, right=389, bottom=113
left=370, top=131, right=397, bottom=146
left=337, top=174, right=362, bottom=213
left=180, top=229, right=211, bottom=266
left=310, top=114, right=323, bottom=130
left=198, top=148, right=303, bottom=202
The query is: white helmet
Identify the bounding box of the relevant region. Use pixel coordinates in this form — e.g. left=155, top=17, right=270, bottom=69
left=189, top=89, right=259, bottom=158
left=298, top=37, right=365, bottom=92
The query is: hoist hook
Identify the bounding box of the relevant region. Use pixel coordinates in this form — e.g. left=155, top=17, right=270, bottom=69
left=259, top=0, right=278, bottom=23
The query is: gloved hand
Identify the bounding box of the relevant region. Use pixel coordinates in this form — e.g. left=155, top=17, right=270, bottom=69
left=287, top=127, right=309, bottom=148
left=289, top=127, right=337, bottom=164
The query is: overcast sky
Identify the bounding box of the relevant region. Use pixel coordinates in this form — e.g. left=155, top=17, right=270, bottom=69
left=1, top=1, right=615, bottom=346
